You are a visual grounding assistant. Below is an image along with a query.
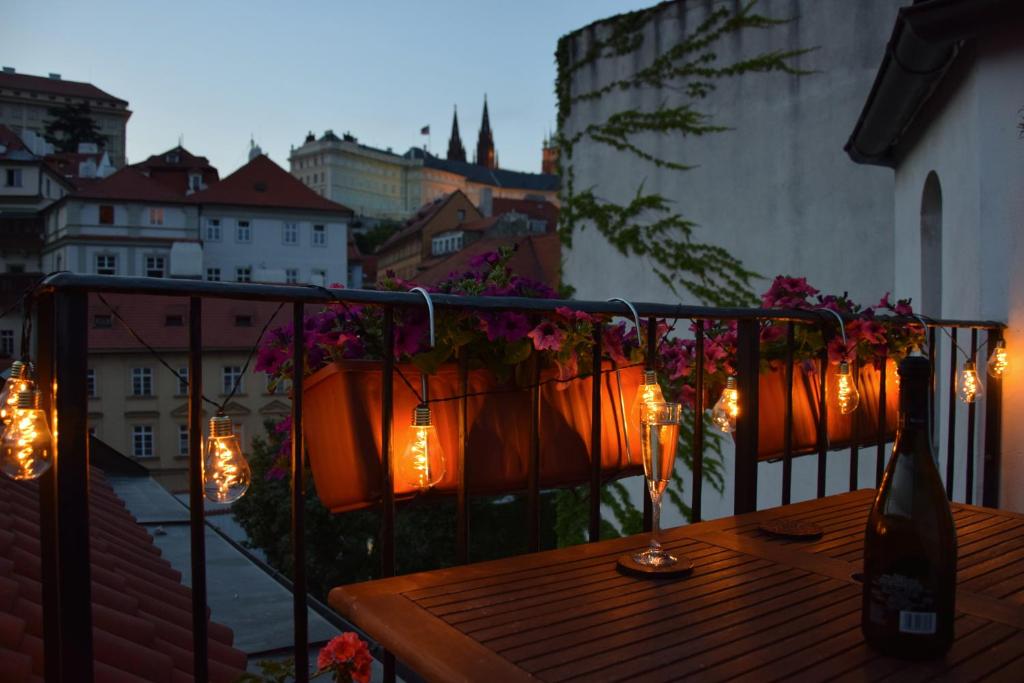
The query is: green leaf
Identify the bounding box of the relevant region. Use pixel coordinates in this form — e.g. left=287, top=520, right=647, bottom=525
left=504, top=339, right=533, bottom=366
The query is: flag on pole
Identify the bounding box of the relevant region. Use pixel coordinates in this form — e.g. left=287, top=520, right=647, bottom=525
left=420, top=125, right=430, bottom=135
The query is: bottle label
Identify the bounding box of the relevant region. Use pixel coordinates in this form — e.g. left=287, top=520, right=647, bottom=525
left=899, top=610, right=938, bottom=635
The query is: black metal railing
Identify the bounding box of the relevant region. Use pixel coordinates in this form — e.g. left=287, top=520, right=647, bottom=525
left=30, top=273, right=1004, bottom=683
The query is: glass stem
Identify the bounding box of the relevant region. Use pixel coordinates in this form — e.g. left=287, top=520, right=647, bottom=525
left=649, top=484, right=663, bottom=552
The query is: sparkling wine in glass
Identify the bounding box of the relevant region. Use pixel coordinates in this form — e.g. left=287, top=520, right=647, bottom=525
left=634, top=402, right=682, bottom=567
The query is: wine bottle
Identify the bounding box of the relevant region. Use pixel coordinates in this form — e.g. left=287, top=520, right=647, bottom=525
left=862, top=354, right=957, bottom=659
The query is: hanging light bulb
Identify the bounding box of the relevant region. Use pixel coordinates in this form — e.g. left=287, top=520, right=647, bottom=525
left=402, top=405, right=446, bottom=490
left=957, top=360, right=983, bottom=404
left=630, top=369, right=665, bottom=431
left=830, top=360, right=861, bottom=415
left=203, top=414, right=251, bottom=503
left=0, top=361, right=34, bottom=427
left=0, top=390, right=53, bottom=481
left=987, top=340, right=1009, bottom=378
left=711, top=376, right=739, bottom=433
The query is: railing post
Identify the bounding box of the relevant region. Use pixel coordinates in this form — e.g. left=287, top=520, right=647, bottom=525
left=945, top=328, right=958, bottom=498
left=734, top=319, right=759, bottom=514
left=380, top=307, right=396, bottom=683
left=782, top=324, right=795, bottom=503
left=187, top=298, right=208, bottom=683
left=983, top=327, right=1003, bottom=507
left=291, top=303, right=308, bottom=683
left=816, top=344, right=828, bottom=499
left=35, top=291, right=60, bottom=683
left=691, top=323, right=704, bottom=522
left=53, top=289, right=93, bottom=682
left=588, top=323, right=603, bottom=543
left=965, top=329, right=978, bottom=505
left=527, top=358, right=541, bottom=552
left=456, top=354, right=470, bottom=563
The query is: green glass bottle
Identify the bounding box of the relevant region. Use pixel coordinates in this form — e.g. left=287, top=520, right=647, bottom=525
left=862, top=354, right=957, bottom=658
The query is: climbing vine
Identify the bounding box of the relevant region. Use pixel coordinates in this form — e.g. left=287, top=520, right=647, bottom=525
left=555, top=0, right=813, bottom=306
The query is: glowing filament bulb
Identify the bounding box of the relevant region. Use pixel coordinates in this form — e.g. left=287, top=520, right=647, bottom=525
left=711, top=376, right=739, bottom=434
left=987, top=340, right=1009, bottom=378
left=402, top=405, right=446, bottom=491
left=0, top=390, right=53, bottom=481
left=0, top=361, right=34, bottom=427
left=203, top=415, right=251, bottom=503
left=957, top=361, right=983, bottom=404
left=832, top=360, right=861, bottom=415
left=630, top=370, right=665, bottom=431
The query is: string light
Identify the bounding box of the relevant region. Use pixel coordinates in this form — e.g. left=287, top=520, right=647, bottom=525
left=0, top=390, right=53, bottom=481
left=711, top=376, right=739, bottom=433
left=831, top=360, right=861, bottom=415
left=203, top=414, right=251, bottom=503
left=401, top=405, right=446, bottom=490
left=630, top=369, right=665, bottom=432
left=0, top=360, right=34, bottom=426
left=987, top=340, right=1009, bottom=378
left=957, top=360, right=983, bottom=404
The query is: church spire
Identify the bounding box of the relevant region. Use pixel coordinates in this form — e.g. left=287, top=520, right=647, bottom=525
left=446, top=105, right=466, bottom=162
left=475, top=94, right=496, bottom=169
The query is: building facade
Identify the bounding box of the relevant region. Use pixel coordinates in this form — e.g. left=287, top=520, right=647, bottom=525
left=0, top=67, right=130, bottom=166
left=375, top=190, right=482, bottom=280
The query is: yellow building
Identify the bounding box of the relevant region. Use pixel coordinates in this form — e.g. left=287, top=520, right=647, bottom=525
left=376, top=190, right=483, bottom=280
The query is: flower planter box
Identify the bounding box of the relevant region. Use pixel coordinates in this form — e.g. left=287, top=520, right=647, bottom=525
left=303, top=360, right=646, bottom=513
left=757, top=359, right=898, bottom=461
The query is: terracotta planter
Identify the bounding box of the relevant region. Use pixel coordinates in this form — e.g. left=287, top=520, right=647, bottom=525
left=756, top=360, right=898, bottom=461
left=302, top=360, right=645, bottom=513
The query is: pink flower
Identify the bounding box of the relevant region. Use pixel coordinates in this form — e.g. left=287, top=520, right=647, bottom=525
left=317, top=633, right=373, bottom=683
left=393, top=319, right=426, bottom=357
left=828, top=336, right=857, bottom=364
left=481, top=312, right=531, bottom=342
left=603, top=323, right=629, bottom=364
left=677, top=384, right=697, bottom=409
left=761, top=276, right=819, bottom=309
left=760, top=324, right=786, bottom=344
left=528, top=321, right=564, bottom=351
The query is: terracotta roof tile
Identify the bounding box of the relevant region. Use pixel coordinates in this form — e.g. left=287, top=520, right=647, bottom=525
left=187, top=155, right=352, bottom=215
left=416, top=232, right=561, bottom=289
left=69, top=167, right=187, bottom=203
left=0, top=470, right=246, bottom=682
left=0, top=72, right=128, bottom=107
left=491, top=197, right=559, bottom=231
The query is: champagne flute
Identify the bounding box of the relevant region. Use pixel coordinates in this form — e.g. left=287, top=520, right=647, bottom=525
left=634, top=401, right=682, bottom=567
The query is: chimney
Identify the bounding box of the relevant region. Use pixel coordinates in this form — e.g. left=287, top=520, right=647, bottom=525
left=2, top=67, right=15, bottom=74
left=48, top=73, right=61, bottom=80
left=479, top=187, right=493, bottom=217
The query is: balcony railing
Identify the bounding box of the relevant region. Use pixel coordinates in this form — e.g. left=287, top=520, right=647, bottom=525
left=29, top=273, right=1004, bottom=682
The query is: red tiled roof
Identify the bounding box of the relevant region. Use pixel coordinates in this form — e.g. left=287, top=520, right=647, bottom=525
left=0, top=125, right=29, bottom=156
left=491, top=197, right=559, bottom=232
left=69, top=167, right=187, bottom=203
left=458, top=215, right=500, bottom=233
left=378, top=191, right=472, bottom=252
left=187, top=155, right=352, bottom=215
left=134, top=146, right=213, bottom=172
left=89, top=295, right=291, bottom=352
left=0, top=469, right=247, bottom=682
left=415, top=232, right=561, bottom=288
left=0, top=71, right=128, bottom=107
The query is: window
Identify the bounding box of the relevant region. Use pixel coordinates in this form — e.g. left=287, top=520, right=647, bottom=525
left=222, top=366, right=243, bottom=395
left=93, top=314, right=112, bottom=328
left=312, top=224, right=326, bottom=246
left=131, top=367, right=153, bottom=396
left=145, top=256, right=165, bottom=278
left=205, top=218, right=221, bottom=241
left=266, top=376, right=291, bottom=395
left=206, top=267, right=221, bottom=282
left=235, top=314, right=253, bottom=327
left=99, top=205, right=114, bottom=225
left=148, top=208, right=164, bottom=225
left=178, top=425, right=189, bottom=457
left=132, top=425, right=154, bottom=459
left=283, top=222, right=298, bottom=244
left=0, top=330, right=13, bottom=356
left=4, top=169, right=22, bottom=187
left=457, top=209, right=466, bottom=221
left=95, top=254, right=116, bottom=276
left=236, top=220, right=251, bottom=242
left=177, top=367, right=189, bottom=395
left=235, top=266, right=252, bottom=283
left=311, top=268, right=326, bottom=285
left=86, top=369, right=96, bottom=397
left=285, top=268, right=298, bottom=284
left=189, top=174, right=202, bottom=192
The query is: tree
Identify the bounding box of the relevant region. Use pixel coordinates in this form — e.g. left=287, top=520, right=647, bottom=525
left=352, top=220, right=401, bottom=255
left=44, top=102, right=106, bottom=153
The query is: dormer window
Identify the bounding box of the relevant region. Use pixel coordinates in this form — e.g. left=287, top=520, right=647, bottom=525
left=188, top=173, right=202, bottom=191
left=166, top=152, right=180, bottom=164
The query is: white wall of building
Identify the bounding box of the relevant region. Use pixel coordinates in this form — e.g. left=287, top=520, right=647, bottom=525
left=892, top=30, right=1024, bottom=512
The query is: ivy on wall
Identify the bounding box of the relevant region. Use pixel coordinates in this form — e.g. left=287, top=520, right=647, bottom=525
left=555, top=0, right=812, bottom=306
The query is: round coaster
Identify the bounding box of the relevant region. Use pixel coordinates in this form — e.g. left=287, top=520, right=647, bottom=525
left=617, top=553, right=695, bottom=578
left=758, top=518, right=824, bottom=540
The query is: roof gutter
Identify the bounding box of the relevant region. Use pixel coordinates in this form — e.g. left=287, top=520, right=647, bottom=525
left=844, top=0, right=1021, bottom=167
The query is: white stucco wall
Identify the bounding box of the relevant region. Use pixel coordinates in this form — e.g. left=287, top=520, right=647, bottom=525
left=893, top=30, right=1024, bottom=512
left=561, top=0, right=904, bottom=522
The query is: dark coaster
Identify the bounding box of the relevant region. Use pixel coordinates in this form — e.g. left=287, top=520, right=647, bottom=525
left=758, top=518, right=824, bottom=540
left=617, top=553, right=695, bottom=578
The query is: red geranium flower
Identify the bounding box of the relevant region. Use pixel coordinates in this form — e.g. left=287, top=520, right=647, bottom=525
left=317, top=632, right=373, bottom=683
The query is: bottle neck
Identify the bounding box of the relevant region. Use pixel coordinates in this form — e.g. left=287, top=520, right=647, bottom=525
left=899, top=375, right=930, bottom=427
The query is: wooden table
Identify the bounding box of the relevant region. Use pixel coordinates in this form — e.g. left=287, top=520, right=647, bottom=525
left=329, top=490, right=1024, bottom=682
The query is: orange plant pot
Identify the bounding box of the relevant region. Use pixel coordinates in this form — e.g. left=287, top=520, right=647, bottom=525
left=302, top=360, right=645, bottom=513
left=757, top=359, right=898, bottom=461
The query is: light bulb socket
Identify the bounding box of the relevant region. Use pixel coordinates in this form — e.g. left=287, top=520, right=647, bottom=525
left=643, top=369, right=658, bottom=385
left=209, top=414, right=233, bottom=437
left=15, top=390, right=35, bottom=409
left=995, top=340, right=1006, bottom=350
left=725, top=376, right=737, bottom=389
left=9, top=360, right=31, bottom=380
left=964, top=360, right=977, bottom=372
left=412, top=404, right=432, bottom=427
left=838, top=360, right=851, bottom=374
